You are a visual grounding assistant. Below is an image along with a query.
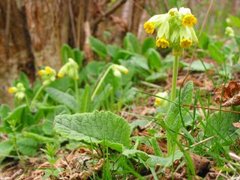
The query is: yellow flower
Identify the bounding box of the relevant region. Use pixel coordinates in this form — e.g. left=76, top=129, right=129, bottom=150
left=45, top=66, right=54, bottom=75
left=156, top=37, right=169, bottom=48
left=180, top=38, right=192, bottom=48
left=8, top=87, right=17, bottom=94
left=144, top=22, right=155, bottom=34
left=154, top=92, right=168, bottom=107
left=57, top=72, right=64, bottom=78
left=38, top=70, right=45, bottom=77
left=182, top=14, right=197, bottom=27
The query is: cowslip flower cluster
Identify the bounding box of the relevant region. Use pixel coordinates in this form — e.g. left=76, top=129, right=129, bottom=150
left=112, top=64, right=129, bottom=77
left=58, top=58, right=79, bottom=80
left=8, top=83, right=26, bottom=100
left=38, top=66, right=56, bottom=85
left=144, top=7, right=198, bottom=49
left=225, top=26, right=235, bottom=37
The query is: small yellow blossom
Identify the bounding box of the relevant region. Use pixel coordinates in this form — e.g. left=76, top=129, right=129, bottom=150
left=156, top=37, right=169, bottom=48
left=8, top=87, right=17, bottom=94
left=154, top=92, right=168, bottom=107
left=38, top=70, right=45, bottom=77
left=144, top=22, right=155, bottom=34
left=57, top=72, right=64, bottom=78
left=8, top=83, right=26, bottom=100
left=182, top=14, right=197, bottom=27
left=180, top=38, right=192, bottom=48
left=45, top=66, right=54, bottom=75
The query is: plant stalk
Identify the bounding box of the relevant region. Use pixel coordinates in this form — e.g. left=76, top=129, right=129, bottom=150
left=91, top=64, right=113, bottom=101
left=171, top=55, right=179, bottom=101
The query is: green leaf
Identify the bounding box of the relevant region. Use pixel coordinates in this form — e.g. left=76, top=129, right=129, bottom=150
left=23, top=132, right=55, bottom=143
left=0, top=104, right=10, bottom=120
left=205, top=112, right=237, bottom=142
left=146, top=151, right=183, bottom=167
left=228, top=15, right=240, bottom=28
left=0, top=140, right=13, bottom=163
left=54, top=111, right=131, bottom=152
left=46, top=87, right=78, bottom=112
left=122, top=149, right=149, bottom=161
left=165, top=82, right=194, bottom=154
left=142, top=37, right=155, bottom=54
left=89, top=36, right=107, bottom=58
left=208, top=43, right=225, bottom=64
left=79, top=85, right=91, bottom=112
left=5, top=104, right=27, bottom=126
left=189, top=60, right=213, bottom=72
left=146, top=48, right=162, bottom=70
left=73, top=49, right=84, bottom=68
left=199, top=32, right=210, bottom=50
left=61, top=44, right=74, bottom=64
left=146, top=72, right=167, bottom=82
left=129, top=55, right=149, bottom=71
left=123, top=33, right=141, bottom=53
left=17, top=137, right=38, bottom=156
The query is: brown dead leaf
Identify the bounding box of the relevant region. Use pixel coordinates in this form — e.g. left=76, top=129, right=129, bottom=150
left=214, top=80, right=240, bottom=106
left=191, top=153, right=211, bottom=177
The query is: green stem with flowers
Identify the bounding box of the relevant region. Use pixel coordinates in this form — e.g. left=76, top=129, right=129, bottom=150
left=170, top=54, right=180, bottom=101
left=30, top=84, right=46, bottom=108
left=91, top=64, right=114, bottom=101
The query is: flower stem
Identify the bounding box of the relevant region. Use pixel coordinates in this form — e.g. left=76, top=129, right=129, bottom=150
left=31, top=85, right=45, bottom=107
left=170, top=55, right=179, bottom=101
left=74, top=79, right=79, bottom=102
left=91, top=64, right=113, bottom=101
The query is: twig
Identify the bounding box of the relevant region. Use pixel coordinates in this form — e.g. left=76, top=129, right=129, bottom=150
left=92, top=0, right=127, bottom=30
left=229, top=152, right=240, bottom=162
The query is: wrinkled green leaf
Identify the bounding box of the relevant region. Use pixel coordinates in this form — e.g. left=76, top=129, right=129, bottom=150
left=17, top=137, right=38, bottom=156
left=54, top=111, right=131, bottom=152
left=165, top=82, right=193, bottom=154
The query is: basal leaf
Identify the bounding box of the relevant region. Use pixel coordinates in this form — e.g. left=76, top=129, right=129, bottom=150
left=146, top=150, right=183, bottom=167
left=89, top=36, right=107, bottom=58
left=54, top=111, right=131, bottom=152
left=46, top=87, right=78, bottom=112
left=165, top=81, right=194, bottom=154
left=0, top=140, right=13, bottom=163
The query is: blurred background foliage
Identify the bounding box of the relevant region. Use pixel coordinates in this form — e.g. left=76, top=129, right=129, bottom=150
left=0, top=0, right=239, bottom=103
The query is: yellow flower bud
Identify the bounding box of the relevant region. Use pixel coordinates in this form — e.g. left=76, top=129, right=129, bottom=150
left=144, top=22, right=155, bottom=34
left=8, top=87, right=17, bottom=94
left=156, top=37, right=169, bottom=48
left=180, top=38, right=192, bottom=48
left=182, top=14, right=197, bottom=27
